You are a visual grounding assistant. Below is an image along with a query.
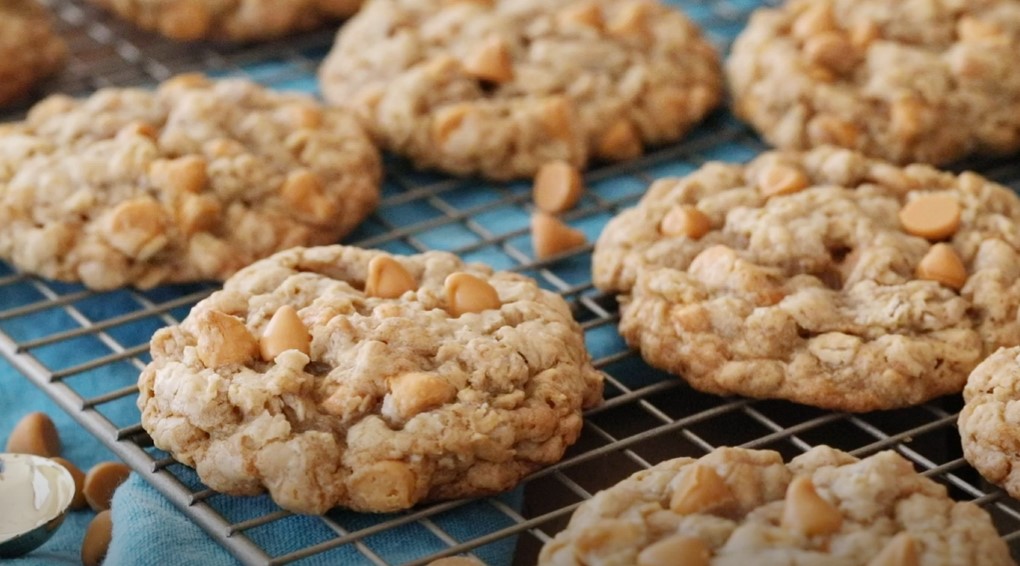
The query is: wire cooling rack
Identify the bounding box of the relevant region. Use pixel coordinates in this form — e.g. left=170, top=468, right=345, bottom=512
left=4, top=0, right=1020, bottom=564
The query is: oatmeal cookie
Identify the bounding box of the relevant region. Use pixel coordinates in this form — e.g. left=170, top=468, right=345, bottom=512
left=539, top=446, right=1014, bottom=565
left=0, top=74, right=381, bottom=290
left=593, top=146, right=1020, bottom=411
left=87, top=0, right=362, bottom=42
left=960, top=346, right=1020, bottom=503
left=727, top=0, right=1020, bottom=165
left=0, top=0, right=65, bottom=107
left=317, top=0, right=722, bottom=180
left=137, top=245, right=604, bottom=514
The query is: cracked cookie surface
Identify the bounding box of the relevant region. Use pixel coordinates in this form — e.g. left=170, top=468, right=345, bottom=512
left=593, top=146, right=1020, bottom=411
left=138, top=245, right=604, bottom=514
left=0, top=74, right=381, bottom=290
left=87, top=0, right=362, bottom=41
left=0, top=0, right=66, bottom=107
left=960, top=347, right=1020, bottom=504
left=318, top=0, right=722, bottom=180
left=727, top=0, right=1020, bottom=165
left=539, top=445, right=1014, bottom=565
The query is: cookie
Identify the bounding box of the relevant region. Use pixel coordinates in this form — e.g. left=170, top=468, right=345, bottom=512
left=87, top=0, right=362, bottom=42
left=960, top=346, right=1020, bottom=503
left=137, top=245, right=604, bottom=514
left=727, top=0, right=1020, bottom=165
left=0, top=74, right=381, bottom=290
left=539, top=445, right=1013, bottom=565
left=592, top=146, right=1020, bottom=411
left=317, top=0, right=722, bottom=180
left=0, top=0, right=66, bottom=107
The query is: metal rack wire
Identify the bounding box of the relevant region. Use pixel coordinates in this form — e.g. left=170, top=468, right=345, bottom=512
left=3, top=0, right=1020, bottom=564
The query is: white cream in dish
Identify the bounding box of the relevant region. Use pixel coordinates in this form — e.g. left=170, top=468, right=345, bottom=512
left=0, top=454, right=75, bottom=542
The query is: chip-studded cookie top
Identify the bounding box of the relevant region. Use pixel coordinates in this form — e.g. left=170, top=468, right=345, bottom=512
left=960, top=347, right=1020, bottom=504
left=318, top=0, right=722, bottom=180
left=539, top=446, right=1014, bottom=565
left=86, top=0, right=362, bottom=42
left=0, top=74, right=381, bottom=290
left=727, top=0, right=1020, bottom=165
left=0, top=0, right=65, bottom=107
left=138, top=245, right=604, bottom=514
left=593, top=146, right=1020, bottom=411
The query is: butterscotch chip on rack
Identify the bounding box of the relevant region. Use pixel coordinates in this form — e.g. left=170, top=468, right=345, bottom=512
left=0, top=0, right=65, bottom=107
left=531, top=213, right=587, bottom=260
left=0, top=74, right=381, bottom=290
left=318, top=0, right=722, bottom=179
left=138, top=245, right=603, bottom=514
left=539, top=446, right=1013, bottom=566
left=593, top=146, right=1020, bottom=411
left=86, top=0, right=363, bottom=42
left=534, top=161, right=584, bottom=214
left=727, top=0, right=1020, bottom=165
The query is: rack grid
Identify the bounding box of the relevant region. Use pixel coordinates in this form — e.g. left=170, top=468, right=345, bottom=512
left=3, top=0, right=1020, bottom=564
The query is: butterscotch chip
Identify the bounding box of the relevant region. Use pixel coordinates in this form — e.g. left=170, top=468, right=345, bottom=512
left=81, top=510, right=112, bottom=566
left=196, top=310, right=258, bottom=367
left=463, top=36, right=514, bottom=83
left=0, top=0, right=65, bottom=108
left=531, top=213, right=587, bottom=260
left=593, top=146, right=1020, bottom=412
left=365, top=255, right=418, bottom=299
left=782, top=476, right=842, bottom=536
left=0, top=75, right=380, bottom=290
left=85, top=0, right=363, bottom=41
left=445, top=272, right=502, bottom=316
left=83, top=461, right=131, bottom=512
left=51, top=457, right=88, bottom=511
left=138, top=245, right=603, bottom=514
left=728, top=0, right=1020, bottom=165
left=899, top=195, right=961, bottom=240
left=428, top=558, right=485, bottom=566
left=538, top=446, right=1012, bottom=565
left=659, top=205, right=710, bottom=239
left=533, top=161, right=583, bottom=214
left=6, top=411, right=60, bottom=457
left=595, top=119, right=643, bottom=162
left=259, top=305, right=311, bottom=361
left=916, top=243, right=967, bottom=290
left=868, top=533, right=919, bottom=566
left=319, top=0, right=722, bottom=179
left=668, top=464, right=734, bottom=515
left=636, top=536, right=709, bottom=566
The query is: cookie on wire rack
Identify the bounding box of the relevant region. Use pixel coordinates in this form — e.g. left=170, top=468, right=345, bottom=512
left=0, top=74, right=381, bottom=290
left=539, top=445, right=1014, bottom=565
left=593, top=146, right=1020, bottom=412
left=138, top=245, right=604, bottom=514
left=0, top=0, right=66, bottom=107
left=960, top=346, right=1020, bottom=505
left=317, top=0, right=722, bottom=180
left=86, top=0, right=363, bottom=42
left=727, top=0, right=1020, bottom=165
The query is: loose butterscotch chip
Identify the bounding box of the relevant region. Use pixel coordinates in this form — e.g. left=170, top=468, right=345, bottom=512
left=669, top=464, right=734, bottom=515
left=6, top=411, right=60, bottom=457
left=533, top=161, right=583, bottom=213
left=868, top=533, right=919, bottom=566
left=532, top=213, right=587, bottom=259
left=81, top=510, right=112, bottom=566
left=758, top=163, right=810, bottom=197
left=660, top=205, right=711, bottom=239
left=259, top=305, right=311, bottom=361
left=899, top=195, right=961, bottom=240
left=52, top=457, right=87, bottom=511
left=464, top=36, right=514, bottom=83
left=781, top=476, right=843, bottom=536
left=596, top=119, right=643, bottom=161
left=636, top=535, right=710, bottom=566
left=366, top=256, right=418, bottom=299
left=916, top=243, right=967, bottom=290
left=83, top=461, right=131, bottom=512
left=444, top=272, right=501, bottom=316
